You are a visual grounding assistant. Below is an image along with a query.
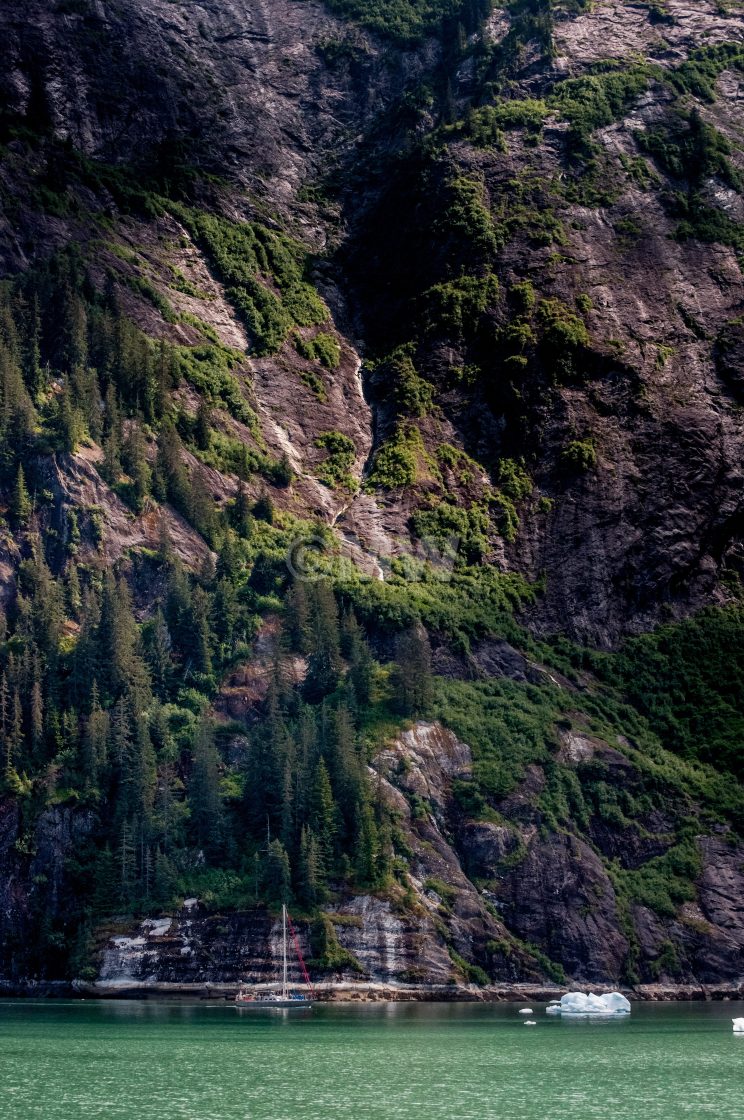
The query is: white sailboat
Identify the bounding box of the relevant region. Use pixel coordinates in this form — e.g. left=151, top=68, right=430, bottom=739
left=235, top=905, right=314, bottom=1008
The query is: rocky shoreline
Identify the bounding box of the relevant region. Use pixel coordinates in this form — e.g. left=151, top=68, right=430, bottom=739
left=2, top=980, right=743, bottom=1003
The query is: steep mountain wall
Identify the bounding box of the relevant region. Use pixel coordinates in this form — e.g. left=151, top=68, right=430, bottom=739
left=1, top=0, right=742, bottom=641
left=0, top=0, right=742, bottom=994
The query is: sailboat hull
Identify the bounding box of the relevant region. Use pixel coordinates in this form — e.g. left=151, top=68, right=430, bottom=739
left=236, top=998, right=312, bottom=1009
left=235, top=905, right=315, bottom=1009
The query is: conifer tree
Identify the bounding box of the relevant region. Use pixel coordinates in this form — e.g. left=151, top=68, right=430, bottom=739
left=9, top=687, right=23, bottom=771
left=285, top=581, right=310, bottom=654
left=71, top=363, right=101, bottom=439
left=0, top=336, right=36, bottom=474
left=92, top=846, right=119, bottom=915
left=152, top=340, right=174, bottom=421
left=155, top=420, right=190, bottom=514
left=348, top=625, right=374, bottom=707
left=57, top=385, right=84, bottom=453
left=188, top=718, right=223, bottom=858
left=253, top=489, right=274, bottom=524
left=30, top=678, right=43, bottom=759
left=146, top=611, right=173, bottom=699
left=212, top=577, right=239, bottom=658
left=194, top=399, right=212, bottom=451
left=273, top=452, right=293, bottom=488
left=244, top=683, right=287, bottom=836
left=61, top=285, right=88, bottom=371
left=97, top=573, right=151, bottom=705
left=122, top=717, right=157, bottom=830
left=0, top=673, right=8, bottom=746
left=353, top=797, right=378, bottom=888
left=280, top=755, right=296, bottom=852
left=118, top=821, right=136, bottom=906
left=69, top=586, right=102, bottom=709
left=297, top=826, right=324, bottom=907
left=392, top=624, right=433, bottom=715
left=10, top=464, right=31, bottom=527
left=80, top=685, right=108, bottom=789
left=153, top=849, right=177, bottom=903
left=25, top=538, right=64, bottom=660
left=309, top=758, right=337, bottom=875
left=232, top=480, right=253, bottom=539
left=304, top=582, right=341, bottom=702
left=263, top=838, right=291, bottom=905
left=102, top=429, right=121, bottom=485
left=66, top=562, right=82, bottom=618
left=101, top=385, right=123, bottom=483
left=189, top=585, right=213, bottom=677
left=188, top=468, right=218, bottom=544
left=110, top=695, right=132, bottom=775
left=122, top=422, right=152, bottom=512
left=27, top=294, right=44, bottom=400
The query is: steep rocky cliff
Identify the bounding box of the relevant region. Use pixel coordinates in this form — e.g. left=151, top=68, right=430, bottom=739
left=0, top=0, right=743, bottom=994
left=71, top=717, right=744, bottom=993
left=2, top=0, right=742, bottom=640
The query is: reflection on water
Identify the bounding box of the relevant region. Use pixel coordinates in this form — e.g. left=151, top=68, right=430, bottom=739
left=0, top=999, right=742, bottom=1120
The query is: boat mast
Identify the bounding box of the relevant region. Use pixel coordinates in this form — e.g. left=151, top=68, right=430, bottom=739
left=282, top=903, right=288, bottom=999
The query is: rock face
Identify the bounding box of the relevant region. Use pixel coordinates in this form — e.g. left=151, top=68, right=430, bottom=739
left=0, top=0, right=742, bottom=641
left=455, top=10, right=744, bottom=645
left=1, top=0, right=375, bottom=198
left=0, top=797, right=94, bottom=979
left=89, top=723, right=536, bottom=990
left=97, top=906, right=282, bottom=987
left=80, top=720, right=744, bottom=991
left=0, top=0, right=743, bottom=993
left=93, top=900, right=451, bottom=990
left=483, top=831, right=631, bottom=983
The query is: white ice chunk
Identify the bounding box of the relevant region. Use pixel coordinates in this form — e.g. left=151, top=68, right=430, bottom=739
left=601, top=992, right=631, bottom=1013
left=523, top=1020, right=537, bottom=1026
left=546, top=991, right=631, bottom=1016
left=518, top=1008, right=533, bottom=1014
left=733, top=1018, right=744, bottom=1033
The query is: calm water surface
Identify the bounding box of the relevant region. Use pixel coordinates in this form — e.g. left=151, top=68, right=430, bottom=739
left=0, top=999, right=742, bottom=1119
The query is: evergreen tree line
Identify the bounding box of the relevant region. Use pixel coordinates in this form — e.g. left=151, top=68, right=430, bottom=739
left=0, top=249, right=287, bottom=548
left=0, top=247, right=434, bottom=975
left=0, top=528, right=430, bottom=967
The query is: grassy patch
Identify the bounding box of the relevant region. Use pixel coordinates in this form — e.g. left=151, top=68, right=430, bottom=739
left=339, top=567, right=535, bottom=649
left=604, top=607, right=744, bottom=779
left=172, top=207, right=327, bottom=355
left=432, top=678, right=558, bottom=799
left=411, top=500, right=491, bottom=561
left=296, top=331, right=342, bottom=370
left=314, top=431, right=357, bottom=490
left=667, top=42, right=744, bottom=102
left=173, top=343, right=256, bottom=426
left=367, top=423, right=428, bottom=490
left=321, top=0, right=479, bottom=42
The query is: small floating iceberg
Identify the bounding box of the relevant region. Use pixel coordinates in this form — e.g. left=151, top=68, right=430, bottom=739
left=545, top=992, right=631, bottom=1017
left=523, top=1021, right=537, bottom=1026
left=518, top=1008, right=533, bottom=1015
left=733, top=1019, right=744, bottom=1033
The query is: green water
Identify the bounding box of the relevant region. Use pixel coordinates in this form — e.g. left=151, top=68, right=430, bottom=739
left=1, top=1000, right=742, bottom=1118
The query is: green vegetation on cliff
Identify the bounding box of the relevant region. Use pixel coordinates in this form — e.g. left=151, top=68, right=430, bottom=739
left=172, top=208, right=328, bottom=356
left=323, top=0, right=491, bottom=41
